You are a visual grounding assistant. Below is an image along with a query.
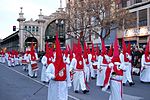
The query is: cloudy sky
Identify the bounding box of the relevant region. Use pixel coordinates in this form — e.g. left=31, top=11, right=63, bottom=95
left=0, top=0, right=66, bottom=39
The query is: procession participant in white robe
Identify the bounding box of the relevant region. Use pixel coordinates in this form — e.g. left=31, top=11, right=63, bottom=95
left=64, top=52, right=71, bottom=82
left=107, top=44, right=113, bottom=60
left=18, top=53, right=23, bottom=66
left=1, top=50, right=5, bottom=64
left=122, top=52, right=135, bottom=86
left=11, top=50, right=15, bottom=67
left=83, top=42, right=90, bottom=83
left=89, top=42, right=97, bottom=79
left=103, top=37, right=125, bottom=100
left=0, top=51, right=2, bottom=63
left=5, top=51, right=8, bottom=62
left=63, top=46, right=69, bottom=63
left=22, top=51, right=30, bottom=71
left=96, top=51, right=102, bottom=86
left=7, top=52, right=12, bottom=67
left=71, top=40, right=89, bottom=94
left=46, top=34, right=71, bottom=100
left=69, top=51, right=76, bottom=82
left=140, top=41, right=150, bottom=83
left=14, top=51, right=19, bottom=66
left=28, top=43, right=39, bottom=78
left=41, top=42, right=53, bottom=83
left=97, top=39, right=109, bottom=87
left=121, top=39, right=134, bottom=86
left=63, top=45, right=71, bottom=67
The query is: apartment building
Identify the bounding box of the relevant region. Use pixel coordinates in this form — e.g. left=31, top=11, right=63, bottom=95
left=118, top=0, right=150, bottom=47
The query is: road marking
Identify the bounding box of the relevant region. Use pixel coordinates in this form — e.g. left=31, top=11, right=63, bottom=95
left=0, top=63, right=80, bottom=100
left=105, top=90, right=143, bottom=100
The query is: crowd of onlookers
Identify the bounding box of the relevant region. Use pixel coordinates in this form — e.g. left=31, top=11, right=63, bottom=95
left=130, top=45, right=145, bottom=75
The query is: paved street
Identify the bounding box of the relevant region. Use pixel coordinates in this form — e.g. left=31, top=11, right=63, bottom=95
left=0, top=62, right=150, bottom=100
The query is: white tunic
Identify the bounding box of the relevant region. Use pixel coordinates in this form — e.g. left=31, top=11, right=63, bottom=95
left=28, top=53, right=38, bottom=77
left=140, top=54, right=150, bottom=82
left=70, top=57, right=87, bottom=91
left=46, top=63, right=71, bottom=100
left=109, top=62, right=125, bottom=100
left=120, top=53, right=133, bottom=83
left=41, top=56, right=48, bottom=82
left=96, top=55, right=103, bottom=86
left=109, top=75, right=123, bottom=100
left=88, top=53, right=96, bottom=78
left=97, top=55, right=109, bottom=86
left=83, top=58, right=90, bottom=83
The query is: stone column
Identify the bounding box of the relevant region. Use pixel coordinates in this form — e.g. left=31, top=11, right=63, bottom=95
left=38, top=9, right=45, bottom=51
left=147, top=8, right=150, bottom=26
left=17, top=7, right=26, bottom=52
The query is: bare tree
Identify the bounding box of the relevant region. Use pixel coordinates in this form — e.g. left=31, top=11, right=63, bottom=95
left=65, top=0, right=134, bottom=46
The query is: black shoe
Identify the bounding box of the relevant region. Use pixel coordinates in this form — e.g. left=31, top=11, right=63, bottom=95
left=100, top=86, right=104, bottom=88
left=75, top=90, right=79, bottom=93
left=108, top=86, right=110, bottom=89
left=34, top=76, right=37, bottom=78
left=82, top=90, right=89, bottom=94
left=42, top=81, right=47, bottom=83
left=123, top=83, right=125, bottom=86
left=91, top=77, right=96, bottom=79
left=31, top=76, right=34, bottom=78
left=82, top=90, right=87, bottom=94
left=85, top=90, right=89, bottom=93
left=129, top=82, right=135, bottom=86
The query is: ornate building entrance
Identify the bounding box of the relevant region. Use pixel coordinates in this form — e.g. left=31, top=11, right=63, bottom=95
left=45, top=19, right=66, bottom=47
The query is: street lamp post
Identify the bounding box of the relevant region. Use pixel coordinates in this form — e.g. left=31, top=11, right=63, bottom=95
left=55, top=19, right=59, bottom=35
left=55, top=19, right=64, bottom=38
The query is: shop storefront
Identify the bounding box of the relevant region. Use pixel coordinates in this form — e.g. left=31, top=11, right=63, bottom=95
left=123, top=26, right=150, bottom=48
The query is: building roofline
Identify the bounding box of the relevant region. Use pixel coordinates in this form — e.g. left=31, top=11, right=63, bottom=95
left=126, top=1, right=150, bottom=10
left=2, top=31, right=19, bottom=41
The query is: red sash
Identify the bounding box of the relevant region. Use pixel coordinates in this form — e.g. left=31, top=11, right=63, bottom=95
left=93, top=65, right=97, bottom=69
left=22, top=60, right=27, bottom=64
left=31, top=63, right=38, bottom=70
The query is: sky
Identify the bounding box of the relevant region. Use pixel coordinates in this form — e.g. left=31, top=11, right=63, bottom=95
left=0, top=0, right=66, bottom=39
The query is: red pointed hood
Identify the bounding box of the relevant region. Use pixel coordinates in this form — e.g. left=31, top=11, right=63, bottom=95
left=31, top=42, right=35, bottom=53
left=127, top=43, right=131, bottom=55
left=45, top=42, right=53, bottom=57
left=108, top=44, right=113, bottom=57
left=73, top=42, right=77, bottom=55
left=45, top=42, right=49, bottom=54
left=87, top=45, right=91, bottom=54
left=30, top=42, right=36, bottom=61
left=145, top=40, right=150, bottom=56
left=91, top=42, right=96, bottom=61
left=64, top=45, right=70, bottom=57
left=54, top=33, right=67, bottom=81
left=91, top=42, right=95, bottom=55
left=12, top=50, right=15, bottom=55
left=83, top=41, right=88, bottom=58
left=55, top=33, right=63, bottom=60
left=122, top=38, right=127, bottom=55
left=76, top=39, right=82, bottom=55
left=101, top=39, right=106, bottom=56
left=96, top=44, right=100, bottom=56
left=112, top=36, right=120, bottom=62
